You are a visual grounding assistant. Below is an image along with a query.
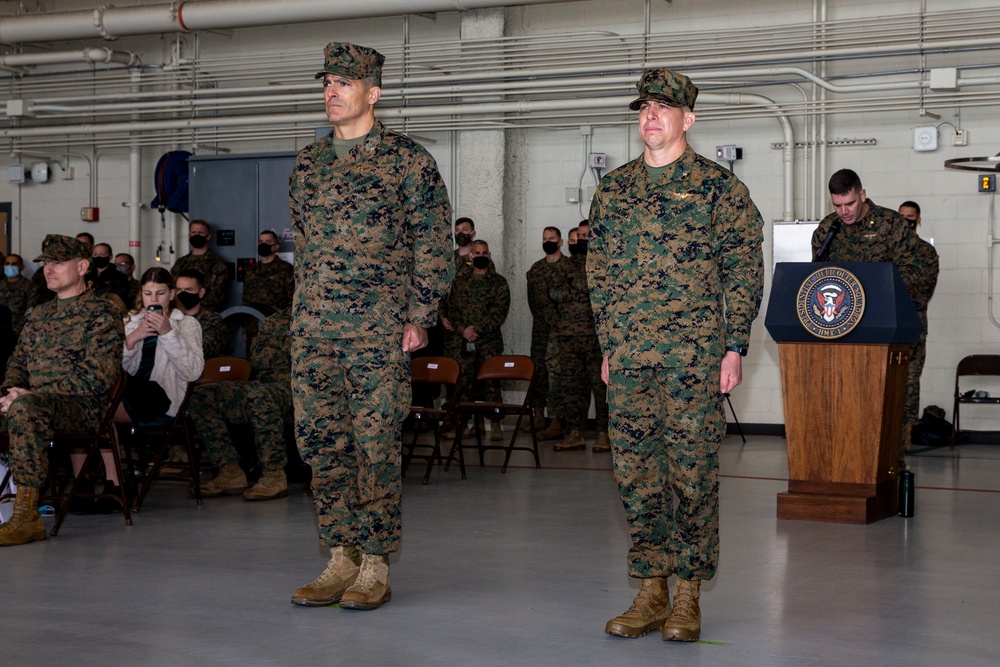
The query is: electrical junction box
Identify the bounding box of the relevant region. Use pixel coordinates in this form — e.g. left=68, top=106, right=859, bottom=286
left=913, top=126, right=938, bottom=152
left=80, top=207, right=100, bottom=222
left=716, top=145, right=743, bottom=161
left=588, top=152, right=606, bottom=169
left=929, top=67, right=958, bottom=91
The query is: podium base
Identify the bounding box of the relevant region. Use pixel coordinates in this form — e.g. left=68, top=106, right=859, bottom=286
left=777, top=480, right=898, bottom=525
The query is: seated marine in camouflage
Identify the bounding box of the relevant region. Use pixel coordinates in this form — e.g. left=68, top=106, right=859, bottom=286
left=175, top=268, right=231, bottom=361
left=242, top=229, right=294, bottom=312
left=440, top=240, right=510, bottom=441
left=190, top=307, right=292, bottom=501
left=0, top=254, right=39, bottom=337
left=0, top=234, right=124, bottom=547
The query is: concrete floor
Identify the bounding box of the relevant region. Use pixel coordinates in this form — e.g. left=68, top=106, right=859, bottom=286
left=1, top=434, right=999, bottom=666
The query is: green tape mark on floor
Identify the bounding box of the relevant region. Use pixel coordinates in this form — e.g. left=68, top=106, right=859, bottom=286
left=697, top=640, right=729, bottom=646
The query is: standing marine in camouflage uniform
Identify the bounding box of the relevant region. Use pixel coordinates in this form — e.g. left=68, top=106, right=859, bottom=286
left=0, top=235, right=124, bottom=546
left=440, top=240, right=510, bottom=441
left=289, top=42, right=453, bottom=611
left=548, top=220, right=609, bottom=453
left=811, top=169, right=922, bottom=298
left=191, top=307, right=292, bottom=501
left=0, top=254, right=39, bottom=336
left=588, top=69, right=764, bottom=642
left=171, top=219, right=229, bottom=313
left=175, top=269, right=231, bottom=360
left=536, top=225, right=582, bottom=441
left=524, top=226, right=564, bottom=433
left=811, top=171, right=923, bottom=459
left=898, top=201, right=939, bottom=452
left=441, top=217, right=495, bottom=379
left=242, top=229, right=294, bottom=311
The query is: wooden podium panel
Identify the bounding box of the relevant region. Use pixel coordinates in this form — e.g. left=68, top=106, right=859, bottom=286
left=777, top=342, right=909, bottom=524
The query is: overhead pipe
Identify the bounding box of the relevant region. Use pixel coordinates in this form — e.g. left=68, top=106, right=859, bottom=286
left=0, top=0, right=590, bottom=44
left=0, top=48, right=138, bottom=68
left=0, top=91, right=795, bottom=218
left=18, top=64, right=965, bottom=123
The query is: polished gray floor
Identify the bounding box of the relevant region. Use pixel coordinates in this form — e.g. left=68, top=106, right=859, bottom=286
left=2, top=434, right=999, bottom=666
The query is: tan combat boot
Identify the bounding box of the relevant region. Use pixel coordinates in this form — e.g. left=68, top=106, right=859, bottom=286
left=490, top=419, right=504, bottom=441
left=199, top=462, right=248, bottom=497
left=553, top=428, right=585, bottom=451
left=662, top=578, right=701, bottom=641
left=0, top=485, right=46, bottom=547
left=463, top=416, right=485, bottom=439
left=535, top=418, right=564, bottom=441
left=243, top=470, right=288, bottom=501
left=605, top=577, right=672, bottom=638
left=340, top=553, right=391, bottom=610
left=524, top=408, right=545, bottom=433
left=290, top=545, right=361, bottom=606
left=592, top=430, right=611, bottom=453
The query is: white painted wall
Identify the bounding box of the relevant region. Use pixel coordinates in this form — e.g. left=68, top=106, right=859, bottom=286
left=2, top=0, right=999, bottom=428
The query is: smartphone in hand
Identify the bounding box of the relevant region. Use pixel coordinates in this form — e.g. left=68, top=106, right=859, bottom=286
left=146, top=305, right=163, bottom=315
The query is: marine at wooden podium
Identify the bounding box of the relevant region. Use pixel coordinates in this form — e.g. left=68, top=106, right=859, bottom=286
left=810, top=168, right=922, bottom=300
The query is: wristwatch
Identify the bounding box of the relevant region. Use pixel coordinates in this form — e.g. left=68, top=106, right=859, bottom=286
left=725, top=345, right=748, bottom=357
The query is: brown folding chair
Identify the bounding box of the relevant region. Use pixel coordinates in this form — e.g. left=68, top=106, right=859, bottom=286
left=50, top=370, right=130, bottom=536
left=951, top=354, right=1000, bottom=448
left=403, top=357, right=465, bottom=483
left=0, top=371, right=129, bottom=536
left=448, top=355, right=540, bottom=473
left=128, top=357, right=252, bottom=512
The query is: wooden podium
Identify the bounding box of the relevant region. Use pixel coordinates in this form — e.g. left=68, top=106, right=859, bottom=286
left=765, top=263, right=922, bottom=524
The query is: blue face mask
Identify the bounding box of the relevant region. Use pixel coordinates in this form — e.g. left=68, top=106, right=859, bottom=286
left=3, top=266, right=19, bottom=278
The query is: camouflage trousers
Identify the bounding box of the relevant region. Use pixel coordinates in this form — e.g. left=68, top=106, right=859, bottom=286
left=1, top=393, right=103, bottom=488
left=455, top=336, right=503, bottom=405
left=548, top=334, right=608, bottom=431
left=189, top=380, right=292, bottom=472
left=607, top=366, right=724, bottom=581
left=902, top=330, right=927, bottom=450
left=529, top=325, right=551, bottom=409
left=292, top=336, right=409, bottom=555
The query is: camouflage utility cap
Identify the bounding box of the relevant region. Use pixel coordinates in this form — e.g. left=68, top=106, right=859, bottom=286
left=315, top=42, right=385, bottom=81
left=34, top=234, right=90, bottom=263
left=629, top=68, right=699, bottom=111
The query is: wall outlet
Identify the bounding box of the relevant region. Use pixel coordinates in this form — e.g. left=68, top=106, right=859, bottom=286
left=953, top=129, right=969, bottom=146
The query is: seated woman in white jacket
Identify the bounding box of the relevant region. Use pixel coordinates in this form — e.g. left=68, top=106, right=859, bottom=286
left=116, top=267, right=204, bottom=426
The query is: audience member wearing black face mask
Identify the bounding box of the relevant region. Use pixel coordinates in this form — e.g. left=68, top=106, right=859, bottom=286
left=242, top=229, right=294, bottom=314
left=170, top=219, right=230, bottom=313
left=175, top=268, right=231, bottom=361
left=87, top=242, right=131, bottom=303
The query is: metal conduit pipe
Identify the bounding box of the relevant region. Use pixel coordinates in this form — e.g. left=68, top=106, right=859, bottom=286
left=0, top=48, right=138, bottom=68
left=0, top=91, right=796, bottom=218
left=5, top=67, right=937, bottom=119
left=0, top=0, right=590, bottom=44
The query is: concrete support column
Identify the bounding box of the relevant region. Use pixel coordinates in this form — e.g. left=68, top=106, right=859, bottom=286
left=457, top=8, right=506, bottom=266
left=456, top=8, right=530, bottom=357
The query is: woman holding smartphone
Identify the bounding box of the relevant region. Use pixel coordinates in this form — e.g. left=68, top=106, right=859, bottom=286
left=118, top=267, right=204, bottom=426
